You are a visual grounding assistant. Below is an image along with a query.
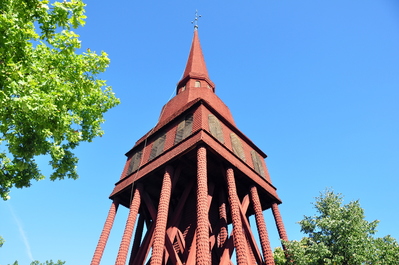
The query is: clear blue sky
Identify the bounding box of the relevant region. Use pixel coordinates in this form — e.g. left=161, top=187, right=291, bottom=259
left=1, top=1, right=399, bottom=264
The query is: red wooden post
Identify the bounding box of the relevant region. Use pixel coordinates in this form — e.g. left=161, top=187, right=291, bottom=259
left=218, top=191, right=228, bottom=250
left=128, top=214, right=144, bottom=264
left=91, top=200, right=119, bottom=265
left=250, top=186, right=275, bottom=265
left=196, top=146, right=210, bottom=265
left=150, top=165, right=174, bottom=265
left=271, top=203, right=288, bottom=244
left=226, top=167, right=248, bottom=265
left=115, top=184, right=142, bottom=265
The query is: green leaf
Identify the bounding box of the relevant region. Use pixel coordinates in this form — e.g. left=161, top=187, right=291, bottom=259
left=0, top=0, right=119, bottom=200
left=275, top=189, right=399, bottom=265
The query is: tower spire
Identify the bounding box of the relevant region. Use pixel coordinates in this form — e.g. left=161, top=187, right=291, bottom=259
left=92, top=21, right=288, bottom=265
left=176, top=16, right=215, bottom=94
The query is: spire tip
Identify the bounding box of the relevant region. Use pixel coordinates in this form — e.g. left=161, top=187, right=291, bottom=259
left=191, top=10, right=201, bottom=30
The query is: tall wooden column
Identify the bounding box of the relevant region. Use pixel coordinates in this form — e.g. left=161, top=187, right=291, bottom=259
left=91, top=200, right=119, bottom=265
left=250, top=186, right=275, bottom=265
left=226, top=167, right=248, bottom=265
left=196, top=146, right=210, bottom=265
left=150, top=166, right=174, bottom=265
left=115, top=184, right=142, bottom=265
left=271, top=203, right=288, bottom=244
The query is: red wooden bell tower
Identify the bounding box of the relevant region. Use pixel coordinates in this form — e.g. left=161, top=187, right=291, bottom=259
left=91, top=28, right=288, bottom=265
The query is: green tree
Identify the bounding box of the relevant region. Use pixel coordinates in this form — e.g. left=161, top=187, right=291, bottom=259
left=275, top=190, right=399, bottom=265
left=0, top=0, right=119, bottom=200
left=0, top=236, right=4, bottom=247
left=1, top=236, right=65, bottom=265
left=9, top=260, right=65, bottom=265
left=30, top=261, right=65, bottom=265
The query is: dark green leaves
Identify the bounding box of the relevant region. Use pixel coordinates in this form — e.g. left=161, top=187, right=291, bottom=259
left=275, top=190, right=399, bottom=265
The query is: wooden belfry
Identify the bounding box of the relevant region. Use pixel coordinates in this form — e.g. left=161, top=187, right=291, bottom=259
left=91, top=28, right=288, bottom=265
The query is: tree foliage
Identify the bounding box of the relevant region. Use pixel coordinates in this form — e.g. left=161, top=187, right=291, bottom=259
left=9, top=260, right=65, bottom=265
left=0, top=0, right=119, bottom=200
left=0, top=236, right=4, bottom=248
left=275, top=190, right=399, bottom=265
left=1, top=236, right=65, bottom=265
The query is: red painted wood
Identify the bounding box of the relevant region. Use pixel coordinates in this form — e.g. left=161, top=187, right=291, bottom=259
left=238, top=195, right=263, bottom=264
left=272, top=203, right=288, bottom=244
left=131, top=221, right=155, bottom=265
left=94, top=29, right=288, bottom=264
left=91, top=200, right=119, bottom=265
left=250, top=186, right=275, bottom=265
left=218, top=191, right=228, bottom=250
left=226, top=167, right=248, bottom=265
left=165, top=235, right=183, bottom=265
left=150, top=166, right=174, bottom=265
left=116, top=185, right=142, bottom=264
left=196, top=146, right=211, bottom=265
left=129, top=214, right=144, bottom=265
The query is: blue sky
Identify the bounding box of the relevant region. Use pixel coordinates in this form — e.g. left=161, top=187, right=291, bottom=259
left=1, top=1, right=399, bottom=264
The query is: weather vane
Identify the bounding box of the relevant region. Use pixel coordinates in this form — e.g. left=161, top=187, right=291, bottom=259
left=191, top=10, right=202, bottom=30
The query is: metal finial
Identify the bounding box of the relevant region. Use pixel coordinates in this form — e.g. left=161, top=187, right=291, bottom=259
left=191, top=10, right=202, bottom=30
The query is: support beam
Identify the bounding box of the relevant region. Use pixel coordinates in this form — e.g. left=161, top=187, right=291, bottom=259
left=220, top=191, right=251, bottom=265
left=226, top=167, right=248, bottom=265
left=150, top=165, right=174, bottom=265
left=128, top=214, right=145, bottom=264
left=132, top=188, right=160, bottom=264
left=218, top=190, right=228, bottom=250
left=131, top=220, right=155, bottom=265
left=271, top=203, right=288, bottom=245
left=91, top=200, right=119, bottom=265
left=196, top=146, right=210, bottom=265
left=238, top=195, right=262, bottom=264
left=165, top=179, right=195, bottom=262
left=250, top=186, right=275, bottom=265
left=115, top=184, right=142, bottom=265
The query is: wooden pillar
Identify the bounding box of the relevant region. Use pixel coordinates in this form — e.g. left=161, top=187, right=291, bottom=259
left=128, top=214, right=144, bottom=264
left=218, top=190, right=228, bottom=250
left=91, top=200, right=119, bottom=265
left=196, top=146, right=210, bottom=265
left=150, top=165, right=174, bottom=265
left=250, top=186, right=275, bottom=265
left=115, top=184, right=142, bottom=265
left=271, top=203, right=288, bottom=244
left=226, top=167, right=248, bottom=265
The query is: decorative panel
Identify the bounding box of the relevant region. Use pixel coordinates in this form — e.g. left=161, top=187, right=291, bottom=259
left=230, top=133, right=245, bottom=161
left=174, top=113, right=194, bottom=145
left=148, top=133, right=166, bottom=161
left=251, top=150, right=265, bottom=177
left=208, top=114, right=224, bottom=143
left=126, top=149, right=143, bottom=176
left=182, top=114, right=193, bottom=139
left=174, top=119, right=185, bottom=145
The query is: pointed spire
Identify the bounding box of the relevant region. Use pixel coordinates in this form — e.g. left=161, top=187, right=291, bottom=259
left=182, top=30, right=209, bottom=79
left=176, top=29, right=215, bottom=94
